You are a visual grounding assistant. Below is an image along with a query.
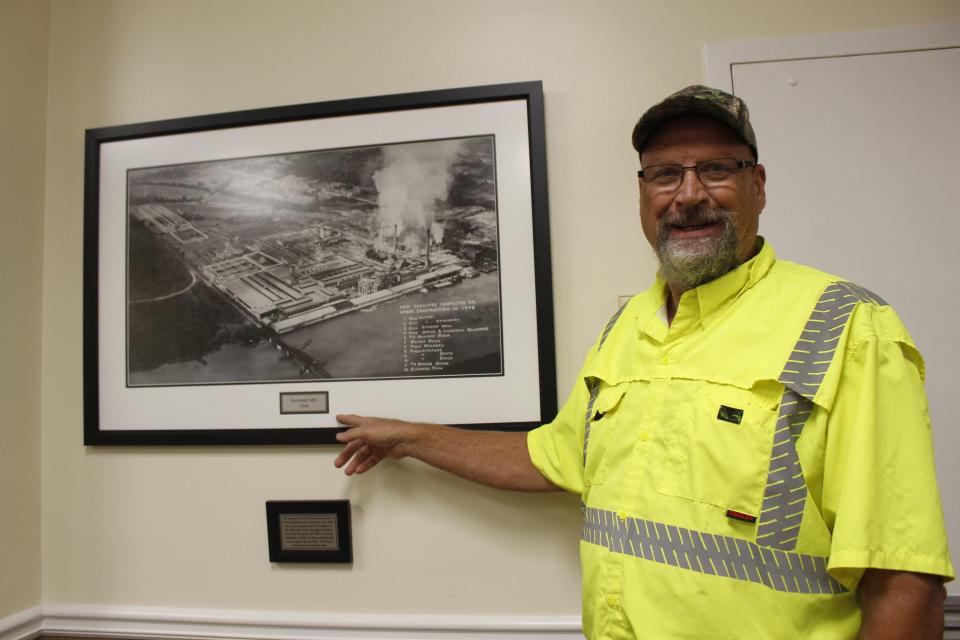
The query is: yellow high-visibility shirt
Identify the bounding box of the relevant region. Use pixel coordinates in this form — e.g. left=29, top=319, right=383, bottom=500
left=528, top=240, right=954, bottom=639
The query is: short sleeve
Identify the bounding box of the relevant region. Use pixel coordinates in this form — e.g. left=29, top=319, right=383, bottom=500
left=527, top=356, right=594, bottom=496
left=822, top=305, right=955, bottom=590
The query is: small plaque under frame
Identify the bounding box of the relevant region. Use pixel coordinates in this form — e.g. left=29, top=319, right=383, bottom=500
left=279, top=391, right=329, bottom=415
left=266, top=500, right=352, bottom=564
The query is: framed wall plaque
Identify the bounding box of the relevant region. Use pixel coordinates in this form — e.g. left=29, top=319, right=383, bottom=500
left=266, top=500, right=352, bottom=564
left=83, top=82, right=556, bottom=445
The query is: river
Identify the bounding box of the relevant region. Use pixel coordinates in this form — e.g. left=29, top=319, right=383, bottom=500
left=129, top=272, right=502, bottom=386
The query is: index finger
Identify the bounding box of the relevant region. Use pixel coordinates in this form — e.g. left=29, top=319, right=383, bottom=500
left=336, top=413, right=366, bottom=427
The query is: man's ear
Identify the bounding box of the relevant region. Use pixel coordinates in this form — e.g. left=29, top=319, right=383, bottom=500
left=753, top=163, right=767, bottom=213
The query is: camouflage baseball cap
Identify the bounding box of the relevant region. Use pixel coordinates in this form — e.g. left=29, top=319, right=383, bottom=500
left=631, top=85, right=758, bottom=159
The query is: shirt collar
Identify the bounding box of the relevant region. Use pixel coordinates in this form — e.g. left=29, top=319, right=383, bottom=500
left=639, top=237, right=776, bottom=336
left=690, top=237, right=775, bottom=323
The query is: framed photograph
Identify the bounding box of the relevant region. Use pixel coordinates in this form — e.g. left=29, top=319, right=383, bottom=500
left=84, top=82, right=556, bottom=445
left=266, top=500, right=352, bottom=564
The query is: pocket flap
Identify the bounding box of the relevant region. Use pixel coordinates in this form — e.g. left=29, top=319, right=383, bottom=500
left=584, top=377, right=627, bottom=418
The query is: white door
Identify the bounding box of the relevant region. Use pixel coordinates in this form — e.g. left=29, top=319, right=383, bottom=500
left=707, top=25, right=960, bottom=595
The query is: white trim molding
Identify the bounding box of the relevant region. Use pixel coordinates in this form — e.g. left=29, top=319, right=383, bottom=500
left=703, top=22, right=960, bottom=92
left=3, top=601, right=957, bottom=639
left=41, top=605, right=585, bottom=640
left=946, top=596, right=960, bottom=639
left=0, top=607, right=42, bottom=640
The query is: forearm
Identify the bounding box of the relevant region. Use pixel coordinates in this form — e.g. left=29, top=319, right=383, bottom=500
left=404, top=423, right=559, bottom=492
left=857, top=569, right=946, bottom=639
left=335, top=414, right=560, bottom=492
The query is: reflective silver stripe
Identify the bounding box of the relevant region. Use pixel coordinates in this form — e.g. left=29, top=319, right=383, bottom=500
left=777, top=281, right=886, bottom=402
left=756, top=389, right=813, bottom=550
left=582, top=382, right=600, bottom=465
left=758, top=281, right=889, bottom=550
left=778, top=283, right=856, bottom=401
left=598, top=303, right=626, bottom=352
left=836, top=281, right=886, bottom=306
left=582, top=305, right=627, bottom=463
left=582, top=506, right=847, bottom=595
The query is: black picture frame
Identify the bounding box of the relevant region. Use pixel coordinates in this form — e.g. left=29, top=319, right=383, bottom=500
left=84, top=81, right=556, bottom=445
left=266, top=500, right=352, bottom=564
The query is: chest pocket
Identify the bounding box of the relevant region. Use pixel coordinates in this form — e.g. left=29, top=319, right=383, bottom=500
left=583, top=381, right=628, bottom=487
left=654, top=380, right=779, bottom=517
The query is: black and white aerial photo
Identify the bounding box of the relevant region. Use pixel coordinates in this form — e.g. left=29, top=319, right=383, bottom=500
left=126, top=136, right=502, bottom=387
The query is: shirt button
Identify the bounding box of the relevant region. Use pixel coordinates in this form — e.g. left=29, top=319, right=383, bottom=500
left=640, top=431, right=652, bottom=442
left=617, top=511, right=627, bottom=521
left=660, top=355, right=670, bottom=364
left=606, top=595, right=619, bottom=607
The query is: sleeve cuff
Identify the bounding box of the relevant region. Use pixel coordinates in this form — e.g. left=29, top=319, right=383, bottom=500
left=829, top=549, right=956, bottom=591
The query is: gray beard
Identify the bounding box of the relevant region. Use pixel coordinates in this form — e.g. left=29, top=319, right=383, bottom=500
left=655, top=207, right=740, bottom=291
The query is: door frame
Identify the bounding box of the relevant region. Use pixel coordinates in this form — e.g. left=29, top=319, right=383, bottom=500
left=704, top=22, right=960, bottom=93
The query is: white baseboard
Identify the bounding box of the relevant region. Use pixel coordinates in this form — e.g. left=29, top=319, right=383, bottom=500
left=4, top=599, right=954, bottom=640
left=946, top=596, right=960, bottom=640
left=40, top=605, right=585, bottom=640
left=0, top=607, right=42, bottom=640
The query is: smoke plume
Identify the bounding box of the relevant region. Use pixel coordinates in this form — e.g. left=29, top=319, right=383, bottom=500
left=373, top=139, right=463, bottom=256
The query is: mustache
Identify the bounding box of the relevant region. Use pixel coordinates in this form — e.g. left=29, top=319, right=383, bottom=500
left=659, top=206, right=730, bottom=229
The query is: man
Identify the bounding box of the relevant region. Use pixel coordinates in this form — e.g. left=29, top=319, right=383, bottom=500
left=335, top=86, right=954, bottom=638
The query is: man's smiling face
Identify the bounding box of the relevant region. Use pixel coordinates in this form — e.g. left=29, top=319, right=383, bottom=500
left=639, top=115, right=766, bottom=290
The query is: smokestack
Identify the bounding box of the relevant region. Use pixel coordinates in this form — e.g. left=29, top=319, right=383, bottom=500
left=425, top=224, right=430, bottom=269
left=373, top=139, right=463, bottom=261
left=394, top=224, right=399, bottom=256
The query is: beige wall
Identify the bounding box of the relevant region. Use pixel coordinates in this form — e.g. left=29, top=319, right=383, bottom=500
left=0, top=0, right=49, bottom=620
left=34, top=0, right=960, bottom=616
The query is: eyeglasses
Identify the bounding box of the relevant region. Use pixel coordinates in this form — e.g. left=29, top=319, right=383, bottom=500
left=638, top=158, right=756, bottom=191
